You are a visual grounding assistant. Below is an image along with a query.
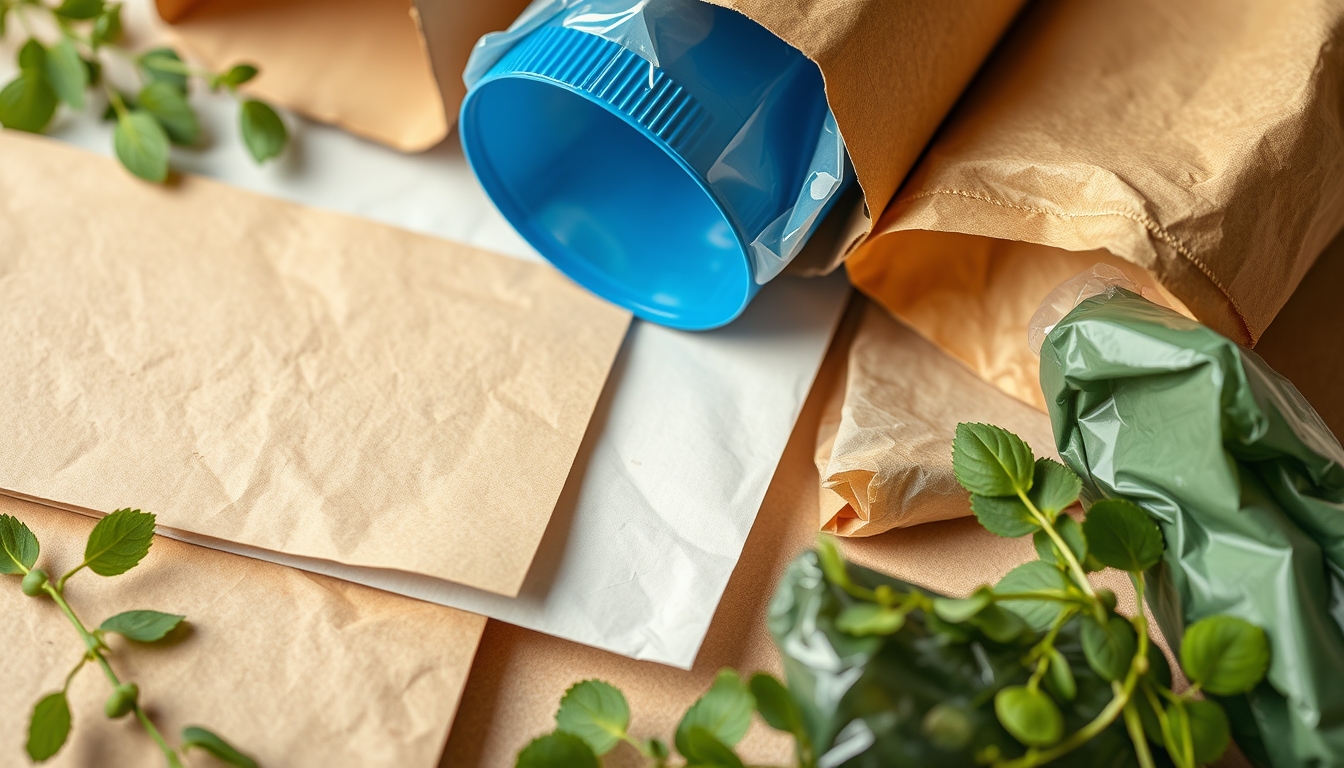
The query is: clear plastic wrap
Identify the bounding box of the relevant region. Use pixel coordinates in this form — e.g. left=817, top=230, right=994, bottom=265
left=463, top=0, right=850, bottom=286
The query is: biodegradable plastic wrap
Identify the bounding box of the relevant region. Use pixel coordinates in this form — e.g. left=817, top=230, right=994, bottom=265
left=1040, top=289, right=1344, bottom=767
left=462, top=0, right=849, bottom=286
left=768, top=551, right=1148, bottom=768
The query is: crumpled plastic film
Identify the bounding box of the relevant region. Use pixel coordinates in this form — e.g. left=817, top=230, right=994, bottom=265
left=463, top=0, right=850, bottom=285
left=1040, top=288, right=1344, bottom=767
left=768, top=551, right=1145, bottom=768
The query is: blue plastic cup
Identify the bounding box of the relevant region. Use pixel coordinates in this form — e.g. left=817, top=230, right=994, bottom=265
left=459, top=1, right=841, bottom=330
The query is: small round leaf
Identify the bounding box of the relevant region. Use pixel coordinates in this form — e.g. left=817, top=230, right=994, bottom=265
left=953, top=423, right=1036, bottom=497
left=1180, top=615, right=1270, bottom=695
left=1034, top=515, right=1087, bottom=568
left=239, top=99, right=287, bottom=163
left=84, top=508, right=156, bottom=576
left=1044, top=647, right=1077, bottom=701
left=995, top=686, right=1064, bottom=748
left=835, top=602, right=905, bottom=636
left=1082, top=499, right=1164, bottom=572
left=515, top=732, right=599, bottom=768
left=27, top=692, right=71, bottom=761
left=115, top=111, right=171, bottom=183
left=922, top=703, right=974, bottom=750
left=1185, top=699, right=1232, bottom=765
left=138, top=81, right=200, bottom=145
left=1029, top=458, right=1082, bottom=517
left=0, top=71, right=58, bottom=133
left=0, top=513, right=40, bottom=574
left=749, top=674, right=802, bottom=735
left=1082, top=614, right=1137, bottom=682
left=971, top=494, right=1040, bottom=538
left=99, top=610, right=185, bottom=642
left=674, top=669, right=754, bottom=757
left=554, top=680, right=629, bottom=756
left=996, top=560, right=1069, bottom=631
left=932, top=588, right=993, bottom=624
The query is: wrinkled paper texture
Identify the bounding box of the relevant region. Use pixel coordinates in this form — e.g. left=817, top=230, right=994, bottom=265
left=0, top=132, right=630, bottom=597
left=0, top=494, right=486, bottom=768
left=153, top=0, right=481, bottom=151
left=849, top=0, right=1344, bottom=406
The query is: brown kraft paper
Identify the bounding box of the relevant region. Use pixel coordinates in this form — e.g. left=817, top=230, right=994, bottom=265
left=152, top=0, right=532, bottom=151
left=0, top=494, right=486, bottom=768
left=0, top=131, right=630, bottom=597
left=847, top=0, right=1344, bottom=407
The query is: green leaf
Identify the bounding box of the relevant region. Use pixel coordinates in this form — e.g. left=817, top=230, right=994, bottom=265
left=970, top=604, right=1030, bottom=643
left=952, top=423, right=1036, bottom=497
left=0, top=513, right=40, bottom=575
left=1034, top=515, right=1087, bottom=568
left=645, top=738, right=669, bottom=760
left=1044, top=647, right=1076, bottom=701
left=92, top=3, right=123, bottom=46
left=100, top=610, right=185, bottom=642
left=138, top=81, right=200, bottom=145
left=1082, top=614, right=1137, bottom=682
left=0, top=71, right=58, bottom=133
left=1180, top=615, right=1271, bottom=695
left=994, top=686, right=1063, bottom=748
left=1182, top=699, right=1231, bottom=765
left=995, top=560, right=1069, bottom=631
left=675, top=670, right=754, bottom=758
left=45, top=38, right=87, bottom=109
left=17, top=39, right=46, bottom=71
left=239, top=99, right=287, bottom=163
left=835, top=602, right=904, bottom=636
left=749, top=674, right=802, bottom=736
left=921, top=703, right=974, bottom=751
left=181, top=726, right=257, bottom=768
left=683, top=726, right=746, bottom=768
left=83, top=508, right=156, bottom=576
left=1029, top=459, right=1082, bottom=517
left=1082, top=499, right=1164, bottom=572
left=933, top=588, right=993, bottom=624
left=26, top=692, right=71, bottom=761
left=219, top=63, right=258, bottom=89
left=515, top=732, right=599, bottom=768
left=55, top=0, right=104, bottom=20
left=115, top=111, right=171, bottom=183
left=815, top=536, right=850, bottom=588
left=139, top=47, right=188, bottom=93
left=0, top=6, right=8, bottom=38
left=971, top=494, right=1040, bottom=538
left=553, top=680, right=628, bottom=756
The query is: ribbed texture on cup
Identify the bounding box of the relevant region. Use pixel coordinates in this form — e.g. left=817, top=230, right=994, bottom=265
left=494, top=26, right=712, bottom=161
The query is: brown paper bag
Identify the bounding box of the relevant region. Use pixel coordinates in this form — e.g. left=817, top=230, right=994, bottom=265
left=848, top=0, right=1344, bottom=406
left=0, top=131, right=630, bottom=597
left=0, top=494, right=485, bottom=768
left=153, top=0, right=533, bottom=151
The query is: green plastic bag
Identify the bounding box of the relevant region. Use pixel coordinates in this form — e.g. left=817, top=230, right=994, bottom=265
left=1040, top=288, right=1344, bottom=767
left=767, top=550, right=1154, bottom=767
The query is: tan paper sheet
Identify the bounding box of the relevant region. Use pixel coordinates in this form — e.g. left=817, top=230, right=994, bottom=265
left=154, top=0, right=453, bottom=151
left=0, top=494, right=486, bottom=768
left=848, top=0, right=1344, bottom=406
left=704, top=0, right=1028, bottom=262
left=814, top=298, right=1060, bottom=535
left=0, top=131, right=630, bottom=597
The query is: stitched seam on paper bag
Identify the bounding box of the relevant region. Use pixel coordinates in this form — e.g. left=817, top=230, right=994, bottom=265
left=901, top=187, right=1254, bottom=341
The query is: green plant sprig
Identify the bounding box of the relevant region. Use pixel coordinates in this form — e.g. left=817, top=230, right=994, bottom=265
left=0, top=0, right=287, bottom=182
left=516, top=422, right=1273, bottom=768
left=0, top=509, right=257, bottom=767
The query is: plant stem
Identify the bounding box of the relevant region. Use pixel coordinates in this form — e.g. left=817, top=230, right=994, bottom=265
left=1122, top=701, right=1157, bottom=768
left=1016, top=490, right=1097, bottom=604
left=41, top=576, right=182, bottom=767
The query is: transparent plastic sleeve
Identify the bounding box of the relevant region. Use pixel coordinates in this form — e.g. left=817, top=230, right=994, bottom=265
left=463, top=0, right=850, bottom=286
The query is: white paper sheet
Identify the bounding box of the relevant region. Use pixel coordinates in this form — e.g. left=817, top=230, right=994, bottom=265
left=2, top=4, right=849, bottom=667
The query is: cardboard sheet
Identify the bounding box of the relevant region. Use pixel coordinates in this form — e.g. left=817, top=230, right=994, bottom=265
left=0, top=494, right=485, bottom=768
left=15, top=0, right=853, bottom=667
left=0, top=131, right=630, bottom=597
left=848, top=0, right=1344, bottom=406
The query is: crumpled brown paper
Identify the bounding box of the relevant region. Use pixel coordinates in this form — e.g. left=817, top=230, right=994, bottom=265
left=153, top=0, right=532, bottom=151
left=0, top=131, right=630, bottom=597
left=848, top=0, right=1344, bottom=406
left=0, top=493, right=486, bottom=768
left=813, top=298, right=1061, bottom=535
